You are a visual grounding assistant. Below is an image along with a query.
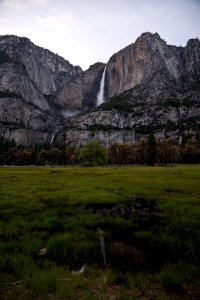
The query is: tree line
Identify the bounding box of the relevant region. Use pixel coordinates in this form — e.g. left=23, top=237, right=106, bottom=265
left=0, top=134, right=200, bottom=166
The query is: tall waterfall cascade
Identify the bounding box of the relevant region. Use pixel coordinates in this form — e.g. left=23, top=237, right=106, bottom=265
left=97, top=66, right=107, bottom=106
left=50, top=130, right=58, bottom=145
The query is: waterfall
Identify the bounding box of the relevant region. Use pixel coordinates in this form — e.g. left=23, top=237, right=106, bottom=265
left=50, top=131, right=58, bottom=145
left=97, top=66, right=107, bottom=106
left=50, top=133, right=55, bottom=145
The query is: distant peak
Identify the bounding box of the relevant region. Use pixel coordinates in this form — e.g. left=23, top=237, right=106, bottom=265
left=134, top=32, right=166, bottom=47
left=0, top=34, right=30, bottom=43
left=140, top=32, right=161, bottom=40
left=88, top=62, right=106, bottom=70
left=186, top=38, right=200, bottom=47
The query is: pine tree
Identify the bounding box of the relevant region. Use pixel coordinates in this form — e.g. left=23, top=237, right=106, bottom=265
left=146, top=133, right=156, bottom=165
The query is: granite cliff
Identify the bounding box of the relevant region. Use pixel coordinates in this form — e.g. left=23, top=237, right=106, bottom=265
left=58, top=33, right=200, bottom=147
left=0, top=33, right=200, bottom=146
left=0, top=35, right=82, bottom=145
left=106, top=32, right=184, bottom=98
left=56, top=62, right=106, bottom=111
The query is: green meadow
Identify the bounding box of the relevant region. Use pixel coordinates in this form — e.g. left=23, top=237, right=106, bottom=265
left=0, top=165, right=200, bottom=299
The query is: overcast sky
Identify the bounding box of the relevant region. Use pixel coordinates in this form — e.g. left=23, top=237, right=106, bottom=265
left=0, top=0, right=199, bottom=70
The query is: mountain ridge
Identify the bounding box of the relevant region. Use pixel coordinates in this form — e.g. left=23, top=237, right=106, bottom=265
left=0, top=32, right=199, bottom=146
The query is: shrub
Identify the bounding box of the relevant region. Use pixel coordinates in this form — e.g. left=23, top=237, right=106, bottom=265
left=160, top=269, right=183, bottom=292
left=78, top=141, right=107, bottom=166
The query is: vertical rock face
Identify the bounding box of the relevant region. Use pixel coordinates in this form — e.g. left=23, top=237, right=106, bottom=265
left=58, top=34, right=200, bottom=147
left=0, top=62, right=49, bottom=111
left=185, top=39, right=200, bottom=89
left=0, top=35, right=82, bottom=95
left=0, top=35, right=82, bottom=145
left=0, top=35, right=108, bottom=145
left=55, top=63, right=106, bottom=110
left=106, top=32, right=185, bottom=98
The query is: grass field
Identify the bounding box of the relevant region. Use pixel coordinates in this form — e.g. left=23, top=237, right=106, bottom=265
left=0, top=165, right=200, bottom=299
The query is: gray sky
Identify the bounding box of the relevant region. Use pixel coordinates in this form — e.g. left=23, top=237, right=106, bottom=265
left=0, top=0, right=199, bottom=70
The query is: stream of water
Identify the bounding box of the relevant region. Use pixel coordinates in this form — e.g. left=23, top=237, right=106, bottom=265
left=97, top=66, right=107, bottom=106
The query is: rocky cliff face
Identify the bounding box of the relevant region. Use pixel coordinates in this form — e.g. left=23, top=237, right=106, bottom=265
left=60, top=84, right=200, bottom=147
left=0, top=35, right=82, bottom=95
left=58, top=33, right=200, bottom=147
left=55, top=62, right=106, bottom=111
left=0, top=35, right=83, bottom=145
left=0, top=33, right=200, bottom=146
left=185, top=39, right=200, bottom=88
left=105, top=32, right=184, bottom=98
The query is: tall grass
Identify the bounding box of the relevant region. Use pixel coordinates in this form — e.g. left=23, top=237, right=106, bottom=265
left=0, top=165, right=200, bottom=299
